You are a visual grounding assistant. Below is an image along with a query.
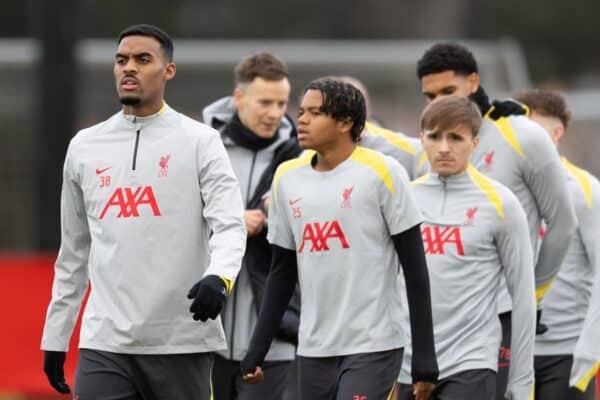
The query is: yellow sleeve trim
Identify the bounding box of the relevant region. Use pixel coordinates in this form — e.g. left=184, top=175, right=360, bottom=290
left=411, top=173, right=430, bottom=187
left=535, top=278, right=554, bottom=303
left=350, top=146, right=395, bottom=195
left=418, top=151, right=428, bottom=169
left=272, top=150, right=314, bottom=206
left=365, top=121, right=417, bottom=155
left=486, top=116, right=526, bottom=160
left=467, top=165, right=505, bottom=218
left=529, top=384, right=535, bottom=400
left=575, top=362, right=600, bottom=392
left=562, top=157, right=593, bottom=209
left=219, top=276, right=234, bottom=295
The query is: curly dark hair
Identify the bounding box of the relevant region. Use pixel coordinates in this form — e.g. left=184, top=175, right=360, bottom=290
left=304, top=79, right=366, bottom=142
left=417, top=43, right=478, bottom=79
left=118, top=24, right=173, bottom=62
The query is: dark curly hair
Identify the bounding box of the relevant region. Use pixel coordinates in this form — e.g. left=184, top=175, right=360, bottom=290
left=417, top=43, right=478, bottom=79
left=304, top=79, right=366, bottom=142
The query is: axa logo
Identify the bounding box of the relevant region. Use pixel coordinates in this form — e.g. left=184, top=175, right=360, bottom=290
left=465, top=207, right=478, bottom=226
left=341, top=186, right=354, bottom=208
left=483, top=151, right=495, bottom=172
left=298, top=220, right=349, bottom=253
left=158, top=154, right=171, bottom=177
left=422, top=225, right=465, bottom=256
left=99, top=186, right=161, bottom=219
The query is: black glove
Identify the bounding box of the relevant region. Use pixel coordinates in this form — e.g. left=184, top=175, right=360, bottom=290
left=43, top=351, right=71, bottom=394
left=536, top=309, right=548, bottom=335
left=488, top=99, right=528, bottom=120
left=187, top=275, right=227, bottom=322
left=275, top=310, right=299, bottom=345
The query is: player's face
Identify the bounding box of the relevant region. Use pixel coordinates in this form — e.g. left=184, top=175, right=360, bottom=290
left=421, top=71, right=479, bottom=102
left=234, top=77, right=291, bottom=139
left=114, top=35, right=175, bottom=115
left=421, top=123, right=479, bottom=177
left=529, top=111, right=563, bottom=146
left=297, top=89, right=346, bottom=151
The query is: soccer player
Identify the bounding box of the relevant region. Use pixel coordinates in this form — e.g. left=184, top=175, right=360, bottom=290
left=240, top=79, right=438, bottom=400
left=396, top=96, right=536, bottom=400
left=41, top=24, right=246, bottom=399
left=416, top=42, right=577, bottom=399
left=514, top=89, right=600, bottom=400
left=202, top=51, right=301, bottom=400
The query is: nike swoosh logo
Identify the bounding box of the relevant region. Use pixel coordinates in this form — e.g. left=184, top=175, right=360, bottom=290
left=95, top=167, right=112, bottom=175
left=289, top=197, right=302, bottom=205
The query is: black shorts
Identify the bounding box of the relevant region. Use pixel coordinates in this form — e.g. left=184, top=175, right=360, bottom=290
left=534, top=355, right=596, bottom=400
left=397, top=369, right=495, bottom=400
left=297, top=348, right=402, bottom=400
left=496, top=311, right=511, bottom=400
left=74, top=348, right=213, bottom=400
left=212, top=353, right=293, bottom=400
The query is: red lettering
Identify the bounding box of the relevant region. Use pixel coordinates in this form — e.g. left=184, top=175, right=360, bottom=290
left=298, top=220, right=350, bottom=253
left=421, top=226, right=465, bottom=256
left=99, top=186, right=161, bottom=219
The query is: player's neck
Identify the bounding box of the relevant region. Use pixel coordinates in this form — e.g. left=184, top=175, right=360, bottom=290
left=122, top=98, right=166, bottom=117
left=314, top=141, right=356, bottom=172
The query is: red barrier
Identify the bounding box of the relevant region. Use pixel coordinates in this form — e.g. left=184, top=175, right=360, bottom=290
left=0, top=253, right=84, bottom=396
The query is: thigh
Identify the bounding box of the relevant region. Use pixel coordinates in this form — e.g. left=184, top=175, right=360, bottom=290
left=297, top=355, right=339, bottom=400
left=336, top=349, right=403, bottom=400
left=434, top=369, right=496, bottom=400
left=74, top=349, right=140, bottom=400
left=134, top=352, right=213, bottom=400
left=212, top=354, right=239, bottom=400
left=535, top=355, right=586, bottom=400
left=282, top=358, right=299, bottom=400
left=236, top=361, right=291, bottom=400
left=496, top=311, right=511, bottom=400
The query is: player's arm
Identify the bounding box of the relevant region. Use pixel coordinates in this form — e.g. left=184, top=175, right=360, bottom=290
left=41, top=141, right=91, bottom=394
left=196, top=130, right=246, bottom=290
left=524, top=126, right=577, bottom=302
left=497, top=195, right=536, bottom=400
left=393, top=226, right=438, bottom=386
left=570, top=180, right=600, bottom=392
left=241, top=245, right=298, bottom=381
left=380, top=157, right=437, bottom=386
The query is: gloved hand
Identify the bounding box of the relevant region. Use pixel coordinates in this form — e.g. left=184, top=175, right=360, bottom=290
left=187, top=275, right=227, bottom=322
left=488, top=99, right=528, bottom=120
left=43, top=350, right=71, bottom=394
left=536, top=309, right=548, bottom=335
left=276, top=310, right=299, bottom=345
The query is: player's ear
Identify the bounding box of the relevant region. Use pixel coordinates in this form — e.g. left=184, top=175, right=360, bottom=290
left=233, top=87, right=245, bottom=108
left=467, top=72, right=480, bottom=94
left=471, top=135, right=480, bottom=152
left=338, top=117, right=353, bottom=134
left=552, top=124, right=565, bottom=145
left=164, top=62, right=176, bottom=81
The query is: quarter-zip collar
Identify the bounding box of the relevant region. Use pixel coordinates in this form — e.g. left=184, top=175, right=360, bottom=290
left=121, top=101, right=168, bottom=129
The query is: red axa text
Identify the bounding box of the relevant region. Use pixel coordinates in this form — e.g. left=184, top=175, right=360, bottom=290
left=298, top=220, right=349, bottom=253
left=422, top=225, right=465, bottom=256
left=99, top=186, right=161, bottom=219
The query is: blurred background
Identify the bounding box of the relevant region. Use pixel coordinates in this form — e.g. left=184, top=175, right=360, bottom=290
left=1, top=0, right=599, bottom=397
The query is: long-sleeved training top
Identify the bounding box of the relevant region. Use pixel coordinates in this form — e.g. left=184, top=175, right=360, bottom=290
left=41, top=103, right=246, bottom=354
left=536, top=157, right=600, bottom=392
left=470, top=114, right=576, bottom=312
left=398, top=166, right=536, bottom=400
